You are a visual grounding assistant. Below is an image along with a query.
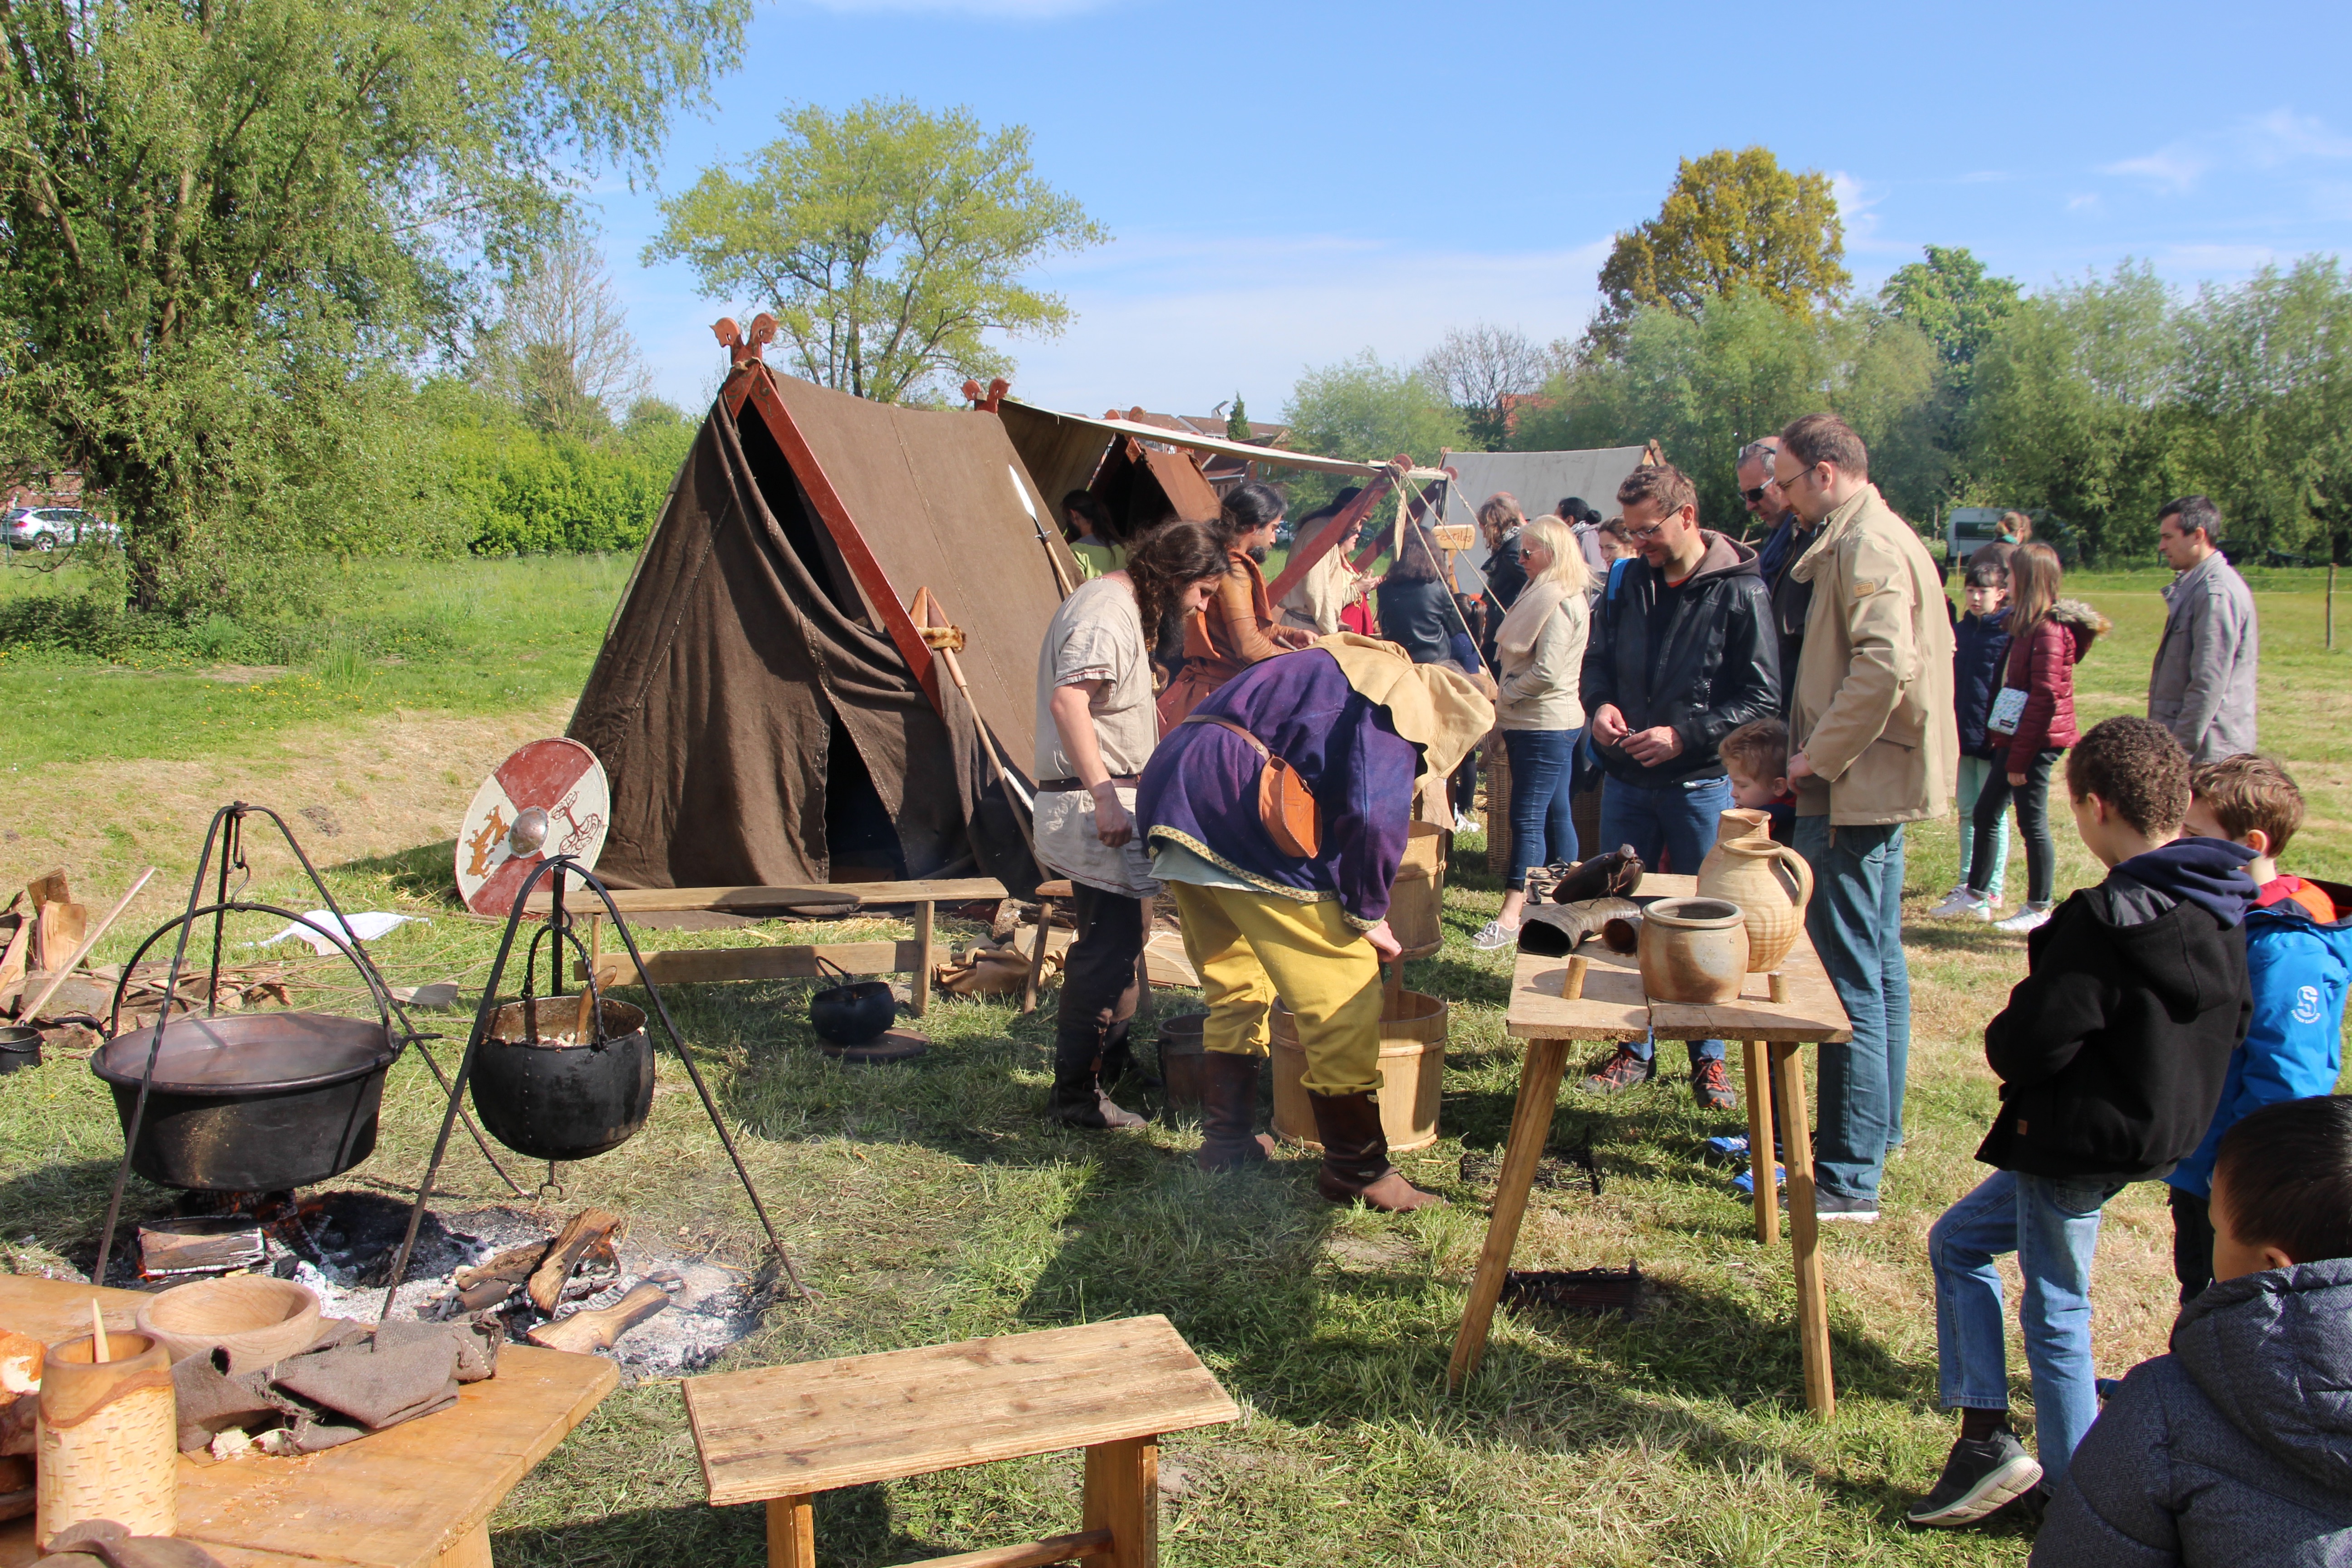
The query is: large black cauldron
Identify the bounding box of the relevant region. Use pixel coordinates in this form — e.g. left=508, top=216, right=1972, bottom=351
left=91, top=1012, right=400, bottom=1191
left=468, top=997, right=654, bottom=1161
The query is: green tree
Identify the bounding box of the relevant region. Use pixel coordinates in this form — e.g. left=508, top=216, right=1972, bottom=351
left=1879, top=246, right=2021, bottom=394
left=474, top=229, right=651, bottom=441
left=1277, top=351, right=1464, bottom=514
left=0, top=0, right=749, bottom=612
left=1226, top=393, right=1250, bottom=441
left=1968, top=263, right=2185, bottom=561
left=1585, top=147, right=1850, bottom=359
left=1516, top=289, right=1938, bottom=529
left=647, top=99, right=1106, bottom=403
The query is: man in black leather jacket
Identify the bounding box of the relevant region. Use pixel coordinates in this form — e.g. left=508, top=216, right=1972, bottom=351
left=1579, top=461, right=1781, bottom=1105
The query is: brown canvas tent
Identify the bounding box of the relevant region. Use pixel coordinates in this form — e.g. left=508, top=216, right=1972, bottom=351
left=567, top=350, right=1081, bottom=897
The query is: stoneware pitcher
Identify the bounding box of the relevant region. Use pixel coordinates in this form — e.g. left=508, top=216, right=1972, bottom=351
left=1696, top=808, right=1815, bottom=973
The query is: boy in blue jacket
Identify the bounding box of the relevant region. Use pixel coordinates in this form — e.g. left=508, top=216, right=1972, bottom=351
left=2167, top=755, right=2352, bottom=1299
left=1931, top=549, right=2013, bottom=919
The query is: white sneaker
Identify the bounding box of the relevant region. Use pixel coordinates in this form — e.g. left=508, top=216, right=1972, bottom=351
left=1929, top=889, right=1994, bottom=921
left=1453, top=811, right=1480, bottom=835
left=1993, top=902, right=2053, bottom=934
left=1469, top=919, right=1519, bottom=951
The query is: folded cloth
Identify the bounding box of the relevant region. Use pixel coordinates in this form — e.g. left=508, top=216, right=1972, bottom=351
left=246, top=910, right=426, bottom=956
left=169, top=1315, right=493, bottom=1453
left=376, top=1314, right=500, bottom=1382
left=271, top=1333, right=460, bottom=1431
left=42, top=1521, right=227, bottom=1568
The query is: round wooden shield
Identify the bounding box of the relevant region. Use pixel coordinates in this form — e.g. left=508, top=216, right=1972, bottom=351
left=455, top=738, right=612, bottom=916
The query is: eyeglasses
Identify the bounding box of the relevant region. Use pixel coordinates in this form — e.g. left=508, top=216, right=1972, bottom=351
left=1623, top=519, right=1669, bottom=542
left=1775, top=461, right=1820, bottom=492
left=1742, top=485, right=1773, bottom=506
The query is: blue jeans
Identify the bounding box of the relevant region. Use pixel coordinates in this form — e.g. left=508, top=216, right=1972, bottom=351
left=1794, top=816, right=1911, bottom=1198
left=1600, top=772, right=1731, bottom=1066
left=1954, top=755, right=2009, bottom=900
left=1502, top=727, right=1581, bottom=891
left=1930, top=1171, right=2123, bottom=1492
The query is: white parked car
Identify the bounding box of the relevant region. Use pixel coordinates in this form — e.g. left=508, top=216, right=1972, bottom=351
left=2, top=506, right=118, bottom=552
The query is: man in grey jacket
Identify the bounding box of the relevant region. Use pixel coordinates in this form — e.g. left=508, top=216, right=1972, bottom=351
left=2147, top=497, right=2259, bottom=763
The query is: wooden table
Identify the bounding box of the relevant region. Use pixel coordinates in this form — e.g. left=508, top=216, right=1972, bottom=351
left=684, top=1315, right=1237, bottom=1568
left=530, top=877, right=1009, bottom=1018
left=1445, top=874, right=1854, bottom=1415
left=0, top=1276, right=617, bottom=1567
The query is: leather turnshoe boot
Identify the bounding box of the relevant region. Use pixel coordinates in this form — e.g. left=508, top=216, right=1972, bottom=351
left=1549, top=846, right=1644, bottom=905
left=1196, top=1050, right=1275, bottom=1171
left=1308, top=1090, right=1445, bottom=1212
left=1047, top=1027, right=1146, bottom=1130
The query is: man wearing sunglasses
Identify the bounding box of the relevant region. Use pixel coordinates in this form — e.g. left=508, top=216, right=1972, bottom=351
left=1579, top=461, right=1780, bottom=1110
left=1741, top=437, right=1813, bottom=699
left=1776, top=413, right=1957, bottom=1225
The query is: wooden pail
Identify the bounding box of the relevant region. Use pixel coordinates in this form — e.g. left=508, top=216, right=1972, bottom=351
left=1387, top=822, right=1448, bottom=960
left=1269, top=991, right=1446, bottom=1153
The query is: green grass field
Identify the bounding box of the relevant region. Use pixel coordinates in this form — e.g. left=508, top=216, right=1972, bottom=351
left=1, top=554, right=2346, bottom=1567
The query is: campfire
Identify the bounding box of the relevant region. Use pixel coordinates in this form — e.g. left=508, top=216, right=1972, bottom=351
left=127, top=1191, right=769, bottom=1378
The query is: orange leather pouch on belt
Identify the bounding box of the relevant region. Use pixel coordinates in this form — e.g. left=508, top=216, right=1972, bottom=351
left=1185, top=715, right=1321, bottom=858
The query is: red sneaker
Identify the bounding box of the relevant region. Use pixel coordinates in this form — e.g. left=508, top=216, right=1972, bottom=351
left=1691, top=1058, right=1737, bottom=1111
left=1582, top=1044, right=1655, bottom=1094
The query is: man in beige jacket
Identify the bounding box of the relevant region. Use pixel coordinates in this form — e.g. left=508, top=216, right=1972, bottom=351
left=1776, top=414, right=1958, bottom=1222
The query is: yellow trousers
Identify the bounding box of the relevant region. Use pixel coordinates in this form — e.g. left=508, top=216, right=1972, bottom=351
left=1167, top=882, right=1383, bottom=1095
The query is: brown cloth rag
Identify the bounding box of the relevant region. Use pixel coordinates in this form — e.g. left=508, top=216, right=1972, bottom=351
left=40, top=1520, right=226, bottom=1567
left=170, top=1313, right=501, bottom=1454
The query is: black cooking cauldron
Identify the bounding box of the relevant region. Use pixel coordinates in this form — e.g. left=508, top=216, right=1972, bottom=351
left=469, top=997, right=655, bottom=1161
left=91, top=1012, right=399, bottom=1191
left=809, top=956, right=895, bottom=1045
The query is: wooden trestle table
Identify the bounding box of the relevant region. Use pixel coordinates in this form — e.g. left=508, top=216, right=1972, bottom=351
left=1445, top=873, right=1855, bottom=1415
left=0, top=1274, right=616, bottom=1567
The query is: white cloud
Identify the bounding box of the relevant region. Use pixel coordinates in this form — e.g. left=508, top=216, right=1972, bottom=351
left=2101, top=146, right=2211, bottom=193
left=2100, top=106, right=2352, bottom=196
left=2246, top=108, right=2352, bottom=165
left=1828, top=169, right=1911, bottom=257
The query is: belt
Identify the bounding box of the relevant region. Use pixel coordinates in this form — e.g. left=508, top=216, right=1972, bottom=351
left=1037, top=774, right=1140, bottom=793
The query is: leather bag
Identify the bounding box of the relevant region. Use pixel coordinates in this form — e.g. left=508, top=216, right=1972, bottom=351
left=1185, top=715, right=1321, bottom=858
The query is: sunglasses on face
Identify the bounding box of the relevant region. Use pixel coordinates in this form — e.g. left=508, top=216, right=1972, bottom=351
left=1742, top=485, right=1772, bottom=505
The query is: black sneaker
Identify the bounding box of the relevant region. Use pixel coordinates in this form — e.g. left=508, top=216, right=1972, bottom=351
left=1582, top=1044, right=1656, bottom=1094
left=1904, top=1429, right=2044, bottom=1528
left=1815, top=1190, right=1880, bottom=1223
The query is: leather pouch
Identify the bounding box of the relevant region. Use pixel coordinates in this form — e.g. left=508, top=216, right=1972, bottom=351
left=1186, top=715, right=1321, bottom=858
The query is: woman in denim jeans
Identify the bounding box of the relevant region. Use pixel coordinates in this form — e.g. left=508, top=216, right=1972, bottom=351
left=1472, top=514, right=1592, bottom=950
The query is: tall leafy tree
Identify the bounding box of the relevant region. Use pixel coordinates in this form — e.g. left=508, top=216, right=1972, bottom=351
left=1225, top=393, right=1250, bottom=441
left=1277, top=351, right=1463, bottom=515
left=0, top=0, right=749, bottom=611
left=1879, top=246, right=2021, bottom=395
left=648, top=99, right=1107, bottom=403
left=474, top=229, right=651, bottom=441
left=1584, top=147, right=1850, bottom=360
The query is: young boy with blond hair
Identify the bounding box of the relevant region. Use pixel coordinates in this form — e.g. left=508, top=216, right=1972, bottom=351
left=2164, top=754, right=2352, bottom=1299
left=1719, top=716, right=1793, bottom=843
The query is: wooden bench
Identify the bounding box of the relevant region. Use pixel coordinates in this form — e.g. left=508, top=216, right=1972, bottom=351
left=683, top=1315, right=1238, bottom=1568
left=535, top=877, right=1008, bottom=1018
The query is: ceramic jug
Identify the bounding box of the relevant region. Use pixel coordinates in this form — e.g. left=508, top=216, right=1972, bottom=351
left=1696, top=808, right=1814, bottom=973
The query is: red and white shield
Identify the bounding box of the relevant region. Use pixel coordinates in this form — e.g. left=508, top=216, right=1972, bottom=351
left=455, top=738, right=612, bottom=916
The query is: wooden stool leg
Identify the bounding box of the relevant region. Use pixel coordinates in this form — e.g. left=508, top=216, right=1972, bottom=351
left=1770, top=1042, right=1834, bottom=1417
left=1083, top=1436, right=1158, bottom=1568
left=1743, top=1040, right=1778, bottom=1245
left=767, top=1494, right=815, bottom=1568
left=912, top=901, right=935, bottom=1019
left=429, top=1523, right=492, bottom=1568
left=1448, top=1036, right=1570, bottom=1390
left=1021, top=897, right=1056, bottom=1015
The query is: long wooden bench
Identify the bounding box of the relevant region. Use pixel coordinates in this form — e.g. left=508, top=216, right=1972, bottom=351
left=682, top=1315, right=1237, bottom=1568
left=535, top=877, right=1007, bottom=1018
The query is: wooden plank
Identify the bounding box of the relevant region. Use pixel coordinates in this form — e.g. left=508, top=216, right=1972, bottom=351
left=0, top=1276, right=617, bottom=1568
left=903, top=1529, right=1112, bottom=1568
left=767, top=1496, right=815, bottom=1568
left=684, top=1315, right=1236, bottom=1506
left=429, top=1524, right=492, bottom=1568
left=583, top=942, right=924, bottom=990
left=1082, top=1438, right=1156, bottom=1568
left=524, top=885, right=858, bottom=916
left=1771, top=1042, right=1835, bottom=1417
left=912, top=900, right=934, bottom=1019
left=840, top=878, right=1009, bottom=906
left=1504, top=948, right=1647, bottom=1041
left=1447, top=1039, right=1569, bottom=1389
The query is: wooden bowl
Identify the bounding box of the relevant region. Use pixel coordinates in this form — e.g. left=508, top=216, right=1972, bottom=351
left=136, top=1275, right=321, bottom=1371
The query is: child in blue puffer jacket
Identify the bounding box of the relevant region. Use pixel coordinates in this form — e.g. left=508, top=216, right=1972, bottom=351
left=2167, top=755, right=2352, bottom=1300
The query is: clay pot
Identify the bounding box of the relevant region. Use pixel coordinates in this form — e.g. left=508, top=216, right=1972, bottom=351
left=1637, top=897, right=1750, bottom=1004
left=1696, top=808, right=1815, bottom=973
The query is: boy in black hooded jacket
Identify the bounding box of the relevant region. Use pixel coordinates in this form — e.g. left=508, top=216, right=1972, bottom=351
left=1906, top=716, right=2255, bottom=1530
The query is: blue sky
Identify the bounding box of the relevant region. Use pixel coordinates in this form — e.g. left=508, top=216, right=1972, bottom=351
left=589, top=0, right=2352, bottom=422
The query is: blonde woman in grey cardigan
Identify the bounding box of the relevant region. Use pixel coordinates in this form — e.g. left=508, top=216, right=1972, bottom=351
left=1472, top=514, right=1593, bottom=950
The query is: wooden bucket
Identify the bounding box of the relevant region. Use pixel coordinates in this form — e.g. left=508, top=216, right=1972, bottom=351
left=1155, top=1013, right=1209, bottom=1122
left=37, top=1332, right=177, bottom=1547
left=1269, top=990, right=1446, bottom=1153
left=1387, top=822, right=1448, bottom=960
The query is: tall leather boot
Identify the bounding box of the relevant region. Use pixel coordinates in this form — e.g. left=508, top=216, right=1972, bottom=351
left=1308, top=1090, right=1445, bottom=1212
left=1046, top=1023, right=1146, bottom=1130
left=1196, top=1051, right=1275, bottom=1171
